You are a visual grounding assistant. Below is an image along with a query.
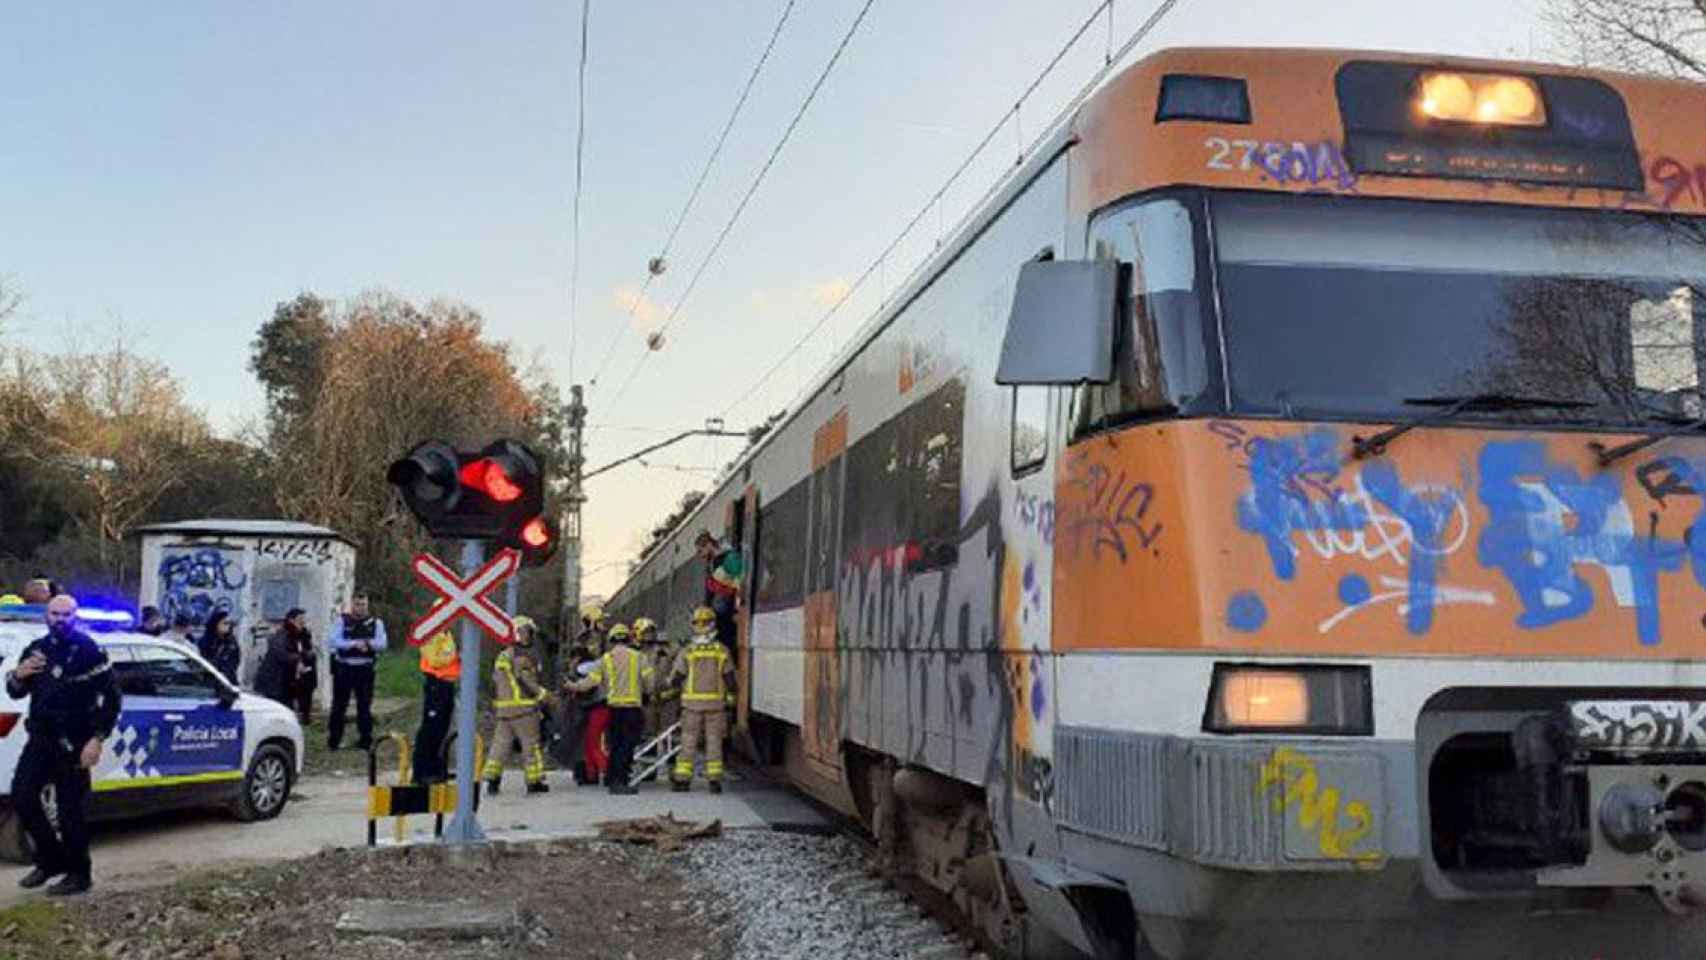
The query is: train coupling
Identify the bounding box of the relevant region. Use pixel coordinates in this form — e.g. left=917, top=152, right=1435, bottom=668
left=1535, top=701, right=1706, bottom=915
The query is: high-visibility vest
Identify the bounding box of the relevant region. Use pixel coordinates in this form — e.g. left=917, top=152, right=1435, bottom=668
left=420, top=633, right=460, bottom=681
left=493, top=648, right=543, bottom=709
left=680, top=640, right=732, bottom=704
left=599, top=645, right=651, bottom=707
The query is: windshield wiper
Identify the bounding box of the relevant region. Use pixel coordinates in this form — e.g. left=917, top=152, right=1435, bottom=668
left=1593, top=412, right=1706, bottom=467
left=1352, top=393, right=1593, bottom=460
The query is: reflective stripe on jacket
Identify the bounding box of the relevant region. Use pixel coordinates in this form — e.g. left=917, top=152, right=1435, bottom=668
left=493, top=648, right=544, bottom=712
left=597, top=645, right=652, bottom=707
left=673, top=639, right=734, bottom=707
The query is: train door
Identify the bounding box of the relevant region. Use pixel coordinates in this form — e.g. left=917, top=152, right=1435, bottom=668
left=1006, top=382, right=1059, bottom=806
left=726, top=486, right=758, bottom=733
left=801, top=409, right=847, bottom=783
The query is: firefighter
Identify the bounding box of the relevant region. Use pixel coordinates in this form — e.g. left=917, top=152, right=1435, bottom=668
left=412, top=630, right=459, bottom=784
left=482, top=615, right=551, bottom=795
left=564, top=622, right=652, bottom=795
left=578, top=605, right=609, bottom=655
left=672, top=606, right=736, bottom=794
left=634, top=618, right=667, bottom=747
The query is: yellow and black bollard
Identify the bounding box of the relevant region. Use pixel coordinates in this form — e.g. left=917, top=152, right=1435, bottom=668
left=366, top=733, right=442, bottom=847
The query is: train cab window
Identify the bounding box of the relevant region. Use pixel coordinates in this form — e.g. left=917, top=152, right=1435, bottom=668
left=1011, top=386, right=1049, bottom=474
left=1072, top=196, right=1213, bottom=439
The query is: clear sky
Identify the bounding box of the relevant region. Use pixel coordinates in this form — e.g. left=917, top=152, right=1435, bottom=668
left=0, top=0, right=1543, bottom=598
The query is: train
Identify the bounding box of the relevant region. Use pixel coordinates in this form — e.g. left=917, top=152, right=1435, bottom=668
left=607, top=46, right=1706, bottom=959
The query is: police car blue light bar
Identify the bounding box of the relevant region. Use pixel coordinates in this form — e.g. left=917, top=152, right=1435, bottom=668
left=0, top=600, right=135, bottom=627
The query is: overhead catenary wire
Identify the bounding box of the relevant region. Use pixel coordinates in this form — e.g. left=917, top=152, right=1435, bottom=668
left=719, top=0, right=1184, bottom=421
left=608, top=0, right=880, bottom=405
left=585, top=0, right=801, bottom=392
left=568, top=0, right=592, bottom=384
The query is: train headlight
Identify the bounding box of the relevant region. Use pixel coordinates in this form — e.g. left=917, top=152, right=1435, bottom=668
left=1204, top=664, right=1373, bottom=735
left=1416, top=71, right=1546, bottom=126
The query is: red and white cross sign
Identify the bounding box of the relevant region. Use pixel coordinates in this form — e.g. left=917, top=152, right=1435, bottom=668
left=408, top=548, right=521, bottom=645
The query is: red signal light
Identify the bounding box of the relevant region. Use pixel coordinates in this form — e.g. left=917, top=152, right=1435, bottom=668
left=458, top=459, right=523, bottom=503
left=521, top=517, right=550, bottom=548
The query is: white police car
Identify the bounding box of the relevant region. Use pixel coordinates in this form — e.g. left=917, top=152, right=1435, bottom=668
left=0, top=603, right=304, bottom=861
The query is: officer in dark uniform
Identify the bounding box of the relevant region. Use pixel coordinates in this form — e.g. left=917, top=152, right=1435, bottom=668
left=6, top=595, right=120, bottom=896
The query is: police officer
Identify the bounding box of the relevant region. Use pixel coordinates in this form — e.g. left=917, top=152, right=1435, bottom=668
left=412, top=630, right=459, bottom=784
left=7, top=595, right=120, bottom=895
left=672, top=606, right=736, bottom=794
left=483, top=616, right=551, bottom=795
left=565, top=623, right=652, bottom=795
left=328, top=591, right=387, bottom=751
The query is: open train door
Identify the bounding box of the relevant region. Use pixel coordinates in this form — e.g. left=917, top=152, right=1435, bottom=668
left=725, top=485, right=758, bottom=735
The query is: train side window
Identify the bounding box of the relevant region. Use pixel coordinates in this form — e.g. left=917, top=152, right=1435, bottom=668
left=1072, top=196, right=1211, bottom=439
left=755, top=481, right=809, bottom=611
left=1011, top=386, right=1049, bottom=475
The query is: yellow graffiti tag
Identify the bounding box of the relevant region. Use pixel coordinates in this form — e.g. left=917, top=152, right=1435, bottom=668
left=1257, top=747, right=1383, bottom=864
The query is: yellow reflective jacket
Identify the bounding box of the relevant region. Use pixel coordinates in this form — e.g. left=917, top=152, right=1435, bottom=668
left=493, top=645, right=545, bottom=717
left=569, top=643, right=653, bottom=707
left=671, top=638, right=735, bottom=711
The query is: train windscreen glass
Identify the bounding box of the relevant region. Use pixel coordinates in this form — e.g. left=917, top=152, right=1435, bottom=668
left=1212, top=193, right=1706, bottom=425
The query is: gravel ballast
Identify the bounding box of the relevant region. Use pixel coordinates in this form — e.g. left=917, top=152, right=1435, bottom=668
left=677, top=831, right=972, bottom=960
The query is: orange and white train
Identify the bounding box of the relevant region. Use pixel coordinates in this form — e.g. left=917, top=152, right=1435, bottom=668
left=609, top=47, right=1706, bottom=959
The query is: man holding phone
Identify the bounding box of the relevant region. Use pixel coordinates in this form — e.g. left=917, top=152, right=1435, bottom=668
left=5, top=595, right=120, bottom=896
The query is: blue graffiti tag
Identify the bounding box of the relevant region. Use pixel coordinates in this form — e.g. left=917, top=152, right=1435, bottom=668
left=1477, top=442, right=1685, bottom=645
left=1235, top=430, right=1476, bottom=635
left=158, top=549, right=247, bottom=627
left=1360, top=461, right=1461, bottom=634
left=1236, top=429, right=1365, bottom=580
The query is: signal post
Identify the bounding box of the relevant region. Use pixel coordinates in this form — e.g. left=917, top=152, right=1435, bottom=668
left=386, top=438, right=559, bottom=844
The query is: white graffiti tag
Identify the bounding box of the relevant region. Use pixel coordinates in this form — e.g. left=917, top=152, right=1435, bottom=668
left=1570, top=700, right=1706, bottom=751
left=1318, top=576, right=1496, bottom=634
left=1299, top=475, right=1472, bottom=568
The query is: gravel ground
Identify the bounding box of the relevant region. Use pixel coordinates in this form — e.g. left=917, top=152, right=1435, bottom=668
left=677, top=831, right=971, bottom=960
left=0, top=830, right=974, bottom=960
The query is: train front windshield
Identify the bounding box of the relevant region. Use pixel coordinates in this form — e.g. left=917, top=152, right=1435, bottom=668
left=1211, top=193, right=1706, bottom=427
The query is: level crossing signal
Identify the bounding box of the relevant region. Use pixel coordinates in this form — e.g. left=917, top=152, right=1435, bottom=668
left=386, top=438, right=558, bottom=566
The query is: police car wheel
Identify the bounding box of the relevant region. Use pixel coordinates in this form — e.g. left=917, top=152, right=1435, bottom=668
left=232, top=744, right=291, bottom=822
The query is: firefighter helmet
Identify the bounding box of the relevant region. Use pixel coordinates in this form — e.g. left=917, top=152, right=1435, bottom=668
left=607, top=623, right=632, bottom=643
left=633, top=617, right=658, bottom=641
left=691, top=606, right=716, bottom=628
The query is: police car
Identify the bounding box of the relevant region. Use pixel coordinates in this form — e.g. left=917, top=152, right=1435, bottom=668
left=0, top=603, right=304, bottom=862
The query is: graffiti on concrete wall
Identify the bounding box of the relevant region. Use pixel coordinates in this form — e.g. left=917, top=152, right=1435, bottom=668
left=158, top=546, right=247, bottom=627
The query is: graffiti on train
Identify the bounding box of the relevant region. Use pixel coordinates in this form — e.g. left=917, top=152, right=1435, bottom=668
left=1257, top=747, right=1382, bottom=864
left=1569, top=700, right=1706, bottom=751
left=1059, top=446, right=1163, bottom=564
left=1226, top=426, right=1706, bottom=648
left=835, top=488, right=1055, bottom=822
left=158, top=547, right=247, bottom=627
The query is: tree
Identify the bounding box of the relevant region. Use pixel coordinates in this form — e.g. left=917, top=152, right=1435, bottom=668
left=1546, top=0, right=1706, bottom=77
left=250, top=293, right=333, bottom=434
left=0, top=277, right=19, bottom=332
left=0, top=337, right=212, bottom=587
left=251, top=291, right=565, bottom=615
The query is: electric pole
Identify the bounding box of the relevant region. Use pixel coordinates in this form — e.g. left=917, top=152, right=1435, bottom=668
left=561, top=384, right=586, bottom=633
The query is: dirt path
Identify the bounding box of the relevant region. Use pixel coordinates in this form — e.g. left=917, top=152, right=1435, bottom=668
left=0, top=840, right=732, bottom=960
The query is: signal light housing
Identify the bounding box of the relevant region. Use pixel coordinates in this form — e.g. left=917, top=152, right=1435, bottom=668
left=388, top=439, right=548, bottom=541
